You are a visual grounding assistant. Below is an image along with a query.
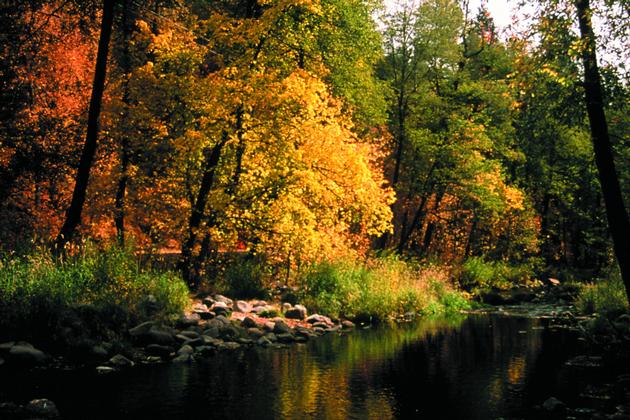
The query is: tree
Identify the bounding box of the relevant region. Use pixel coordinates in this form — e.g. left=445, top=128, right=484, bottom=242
left=575, top=0, right=630, bottom=302
left=55, top=0, right=116, bottom=251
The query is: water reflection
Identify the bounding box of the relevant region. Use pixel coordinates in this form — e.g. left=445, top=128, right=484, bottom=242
left=0, top=314, right=583, bottom=419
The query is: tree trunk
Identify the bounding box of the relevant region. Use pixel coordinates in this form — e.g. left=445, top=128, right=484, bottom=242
left=181, top=131, right=228, bottom=287
left=576, top=0, right=630, bottom=303
left=115, top=0, right=133, bottom=246
left=54, top=0, right=116, bottom=252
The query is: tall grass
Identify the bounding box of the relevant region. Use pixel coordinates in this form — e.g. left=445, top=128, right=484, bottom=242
left=458, top=256, right=534, bottom=293
left=0, top=245, right=189, bottom=341
left=575, top=274, right=629, bottom=315
left=298, top=256, right=469, bottom=323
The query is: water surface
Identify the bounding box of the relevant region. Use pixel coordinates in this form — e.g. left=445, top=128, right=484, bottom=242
left=1, top=314, right=589, bottom=419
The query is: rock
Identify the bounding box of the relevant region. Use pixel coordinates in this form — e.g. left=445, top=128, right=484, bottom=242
left=0, top=341, right=15, bottom=355
left=91, top=344, right=109, bottom=360
left=273, top=320, right=291, bottom=334
left=177, top=344, right=194, bottom=356
left=282, top=302, right=293, bottom=312
left=177, top=313, right=201, bottom=328
left=241, top=317, right=258, bottom=328
left=129, top=321, right=155, bottom=337
left=542, top=397, right=566, bottom=414
left=202, top=297, right=215, bottom=306
left=96, top=366, right=115, bottom=374
left=180, top=330, right=200, bottom=339
left=185, top=337, right=205, bottom=347
left=215, top=315, right=231, bottom=325
left=235, top=300, right=253, bottom=313
left=219, top=324, right=240, bottom=341
left=276, top=333, right=295, bottom=343
left=312, top=321, right=330, bottom=329
left=247, top=328, right=265, bottom=339
left=8, top=344, right=48, bottom=365
left=237, top=338, right=254, bottom=345
left=265, top=333, right=277, bottom=342
left=306, top=314, right=332, bottom=325
left=199, top=311, right=215, bottom=320
left=146, top=344, right=174, bottom=358
left=294, top=335, right=308, bottom=343
left=172, top=353, right=191, bottom=363
left=262, top=321, right=275, bottom=332
left=252, top=300, right=267, bottom=307
left=0, top=357, right=4, bottom=366
left=214, top=294, right=233, bottom=306
left=285, top=304, right=307, bottom=320
left=211, top=302, right=231, bottom=316
left=294, top=326, right=314, bottom=338
left=218, top=342, right=241, bottom=351
left=192, top=303, right=209, bottom=312
left=565, top=355, right=603, bottom=368
left=203, top=326, right=220, bottom=338
left=109, top=354, right=135, bottom=368
left=257, top=336, right=272, bottom=347
left=201, top=336, right=223, bottom=347
left=341, top=320, right=355, bottom=329
left=25, top=399, right=59, bottom=418
left=195, top=346, right=215, bottom=356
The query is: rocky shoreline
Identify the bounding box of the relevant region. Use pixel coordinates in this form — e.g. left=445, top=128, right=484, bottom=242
left=0, top=294, right=358, bottom=418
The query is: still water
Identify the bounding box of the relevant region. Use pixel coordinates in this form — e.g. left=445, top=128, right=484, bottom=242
left=1, top=314, right=589, bottom=419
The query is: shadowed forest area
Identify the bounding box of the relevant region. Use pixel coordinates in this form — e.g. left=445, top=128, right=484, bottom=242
left=0, top=0, right=629, bottom=333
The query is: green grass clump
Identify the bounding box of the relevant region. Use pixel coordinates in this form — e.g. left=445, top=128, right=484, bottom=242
left=298, top=256, right=469, bottom=323
left=575, top=274, right=629, bottom=315
left=0, top=245, right=189, bottom=341
left=458, top=257, right=533, bottom=293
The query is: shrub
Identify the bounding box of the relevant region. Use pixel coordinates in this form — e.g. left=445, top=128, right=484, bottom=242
left=0, top=245, right=189, bottom=342
left=459, top=257, right=533, bottom=293
left=298, top=256, right=468, bottom=322
left=575, top=274, right=629, bottom=315
left=222, top=257, right=270, bottom=299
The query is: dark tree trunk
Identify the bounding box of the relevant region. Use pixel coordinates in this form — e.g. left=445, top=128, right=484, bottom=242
left=181, top=132, right=228, bottom=287
left=115, top=0, right=133, bottom=246
left=576, top=0, right=630, bottom=303
left=54, top=0, right=116, bottom=252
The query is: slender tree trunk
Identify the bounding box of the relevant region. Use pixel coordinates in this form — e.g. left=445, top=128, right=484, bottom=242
left=54, top=0, right=116, bottom=252
left=115, top=0, right=133, bottom=246
left=181, top=131, right=228, bottom=287
left=576, top=0, right=630, bottom=303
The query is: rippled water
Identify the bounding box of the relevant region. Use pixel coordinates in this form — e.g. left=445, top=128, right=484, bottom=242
left=0, top=314, right=589, bottom=419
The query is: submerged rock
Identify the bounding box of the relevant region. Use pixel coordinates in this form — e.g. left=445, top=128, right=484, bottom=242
left=542, top=397, right=566, bottom=414
left=8, top=344, right=48, bottom=365
left=26, top=399, right=59, bottom=418
left=109, top=354, right=135, bottom=368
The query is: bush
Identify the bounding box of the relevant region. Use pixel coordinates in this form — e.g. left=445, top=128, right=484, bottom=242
left=459, top=257, right=533, bottom=293
left=298, top=256, right=469, bottom=322
left=575, top=274, right=629, bottom=315
left=0, top=245, right=189, bottom=342
left=222, top=257, right=270, bottom=299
